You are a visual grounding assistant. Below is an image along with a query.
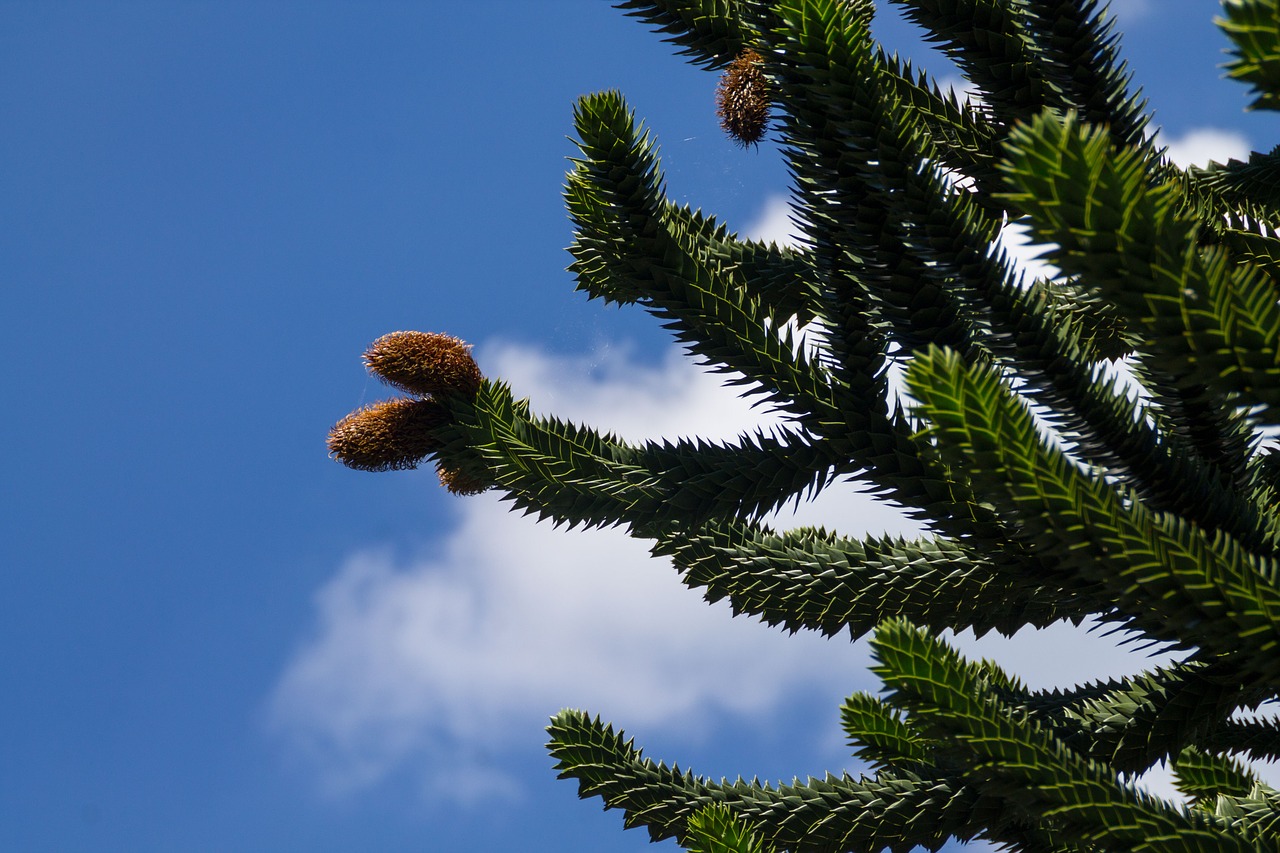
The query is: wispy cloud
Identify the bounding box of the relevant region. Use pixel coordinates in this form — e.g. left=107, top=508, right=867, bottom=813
left=937, top=75, right=982, bottom=105
left=1161, top=127, right=1252, bottom=169
left=743, top=193, right=803, bottom=248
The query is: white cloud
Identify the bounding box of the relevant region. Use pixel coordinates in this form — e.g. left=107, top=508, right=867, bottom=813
left=271, top=507, right=875, bottom=800
left=743, top=193, right=804, bottom=248
left=937, top=75, right=981, bottom=105
left=947, top=621, right=1177, bottom=693
left=485, top=340, right=776, bottom=442
left=1161, top=127, right=1252, bottom=169
left=996, top=218, right=1060, bottom=283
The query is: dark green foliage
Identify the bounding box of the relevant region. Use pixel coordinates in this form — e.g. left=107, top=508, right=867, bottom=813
left=1221, top=0, right=1280, bottom=112
left=1172, top=747, right=1258, bottom=807
left=547, top=708, right=1004, bottom=852
left=336, top=0, right=1280, bottom=849
left=684, top=804, right=773, bottom=853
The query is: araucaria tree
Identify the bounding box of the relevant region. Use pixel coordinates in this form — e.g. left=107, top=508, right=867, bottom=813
left=328, top=1, right=1280, bottom=850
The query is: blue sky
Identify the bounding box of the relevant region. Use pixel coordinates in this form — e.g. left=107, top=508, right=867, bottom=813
left=3, top=2, right=1279, bottom=851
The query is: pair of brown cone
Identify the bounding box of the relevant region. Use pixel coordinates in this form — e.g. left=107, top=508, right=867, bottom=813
left=327, top=331, right=488, bottom=495
left=332, top=51, right=766, bottom=483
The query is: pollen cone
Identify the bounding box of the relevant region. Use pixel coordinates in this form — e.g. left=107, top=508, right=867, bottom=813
left=363, top=331, right=483, bottom=399
left=716, top=49, right=770, bottom=147
left=327, top=398, right=449, bottom=472
left=436, top=461, right=490, bottom=496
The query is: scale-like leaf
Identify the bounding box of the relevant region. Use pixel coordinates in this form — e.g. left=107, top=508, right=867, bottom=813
left=684, top=805, right=775, bottom=853
left=448, top=381, right=844, bottom=529
left=905, top=346, right=1280, bottom=680
left=840, top=692, right=932, bottom=771
left=871, top=620, right=1262, bottom=850
left=652, top=517, right=1097, bottom=638
left=547, top=709, right=1006, bottom=852
left=1173, top=746, right=1259, bottom=807
left=1002, top=110, right=1280, bottom=436
left=1220, top=0, right=1280, bottom=112
left=568, top=90, right=847, bottom=426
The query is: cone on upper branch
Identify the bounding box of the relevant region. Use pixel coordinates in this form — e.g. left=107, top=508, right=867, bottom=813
left=327, top=397, right=449, bottom=472
left=363, top=331, right=483, bottom=399
left=716, top=49, right=770, bottom=147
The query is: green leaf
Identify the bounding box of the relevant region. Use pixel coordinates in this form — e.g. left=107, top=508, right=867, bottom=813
left=1001, top=110, right=1280, bottom=436
left=904, top=346, right=1280, bottom=680
left=1219, top=0, right=1280, bottom=112
left=840, top=692, right=932, bottom=770
left=451, top=380, right=844, bottom=529
left=546, top=708, right=1002, bottom=851
left=1173, top=746, right=1259, bottom=807
left=1021, top=661, right=1256, bottom=775
left=870, top=620, right=1260, bottom=850
left=568, top=90, right=848, bottom=426
left=683, top=805, right=774, bottom=853
left=653, top=518, right=1095, bottom=639
left=889, top=0, right=1051, bottom=123
left=613, top=0, right=762, bottom=71
left=1022, top=0, right=1151, bottom=149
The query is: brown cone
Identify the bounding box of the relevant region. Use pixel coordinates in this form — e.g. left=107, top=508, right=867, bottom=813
left=436, top=461, right=490, bottom=496
left=327, top=397, right=449, bottom=472
left=716, top=49, right=770, bottom=147
left=363, top=331, right=483, bottom=399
